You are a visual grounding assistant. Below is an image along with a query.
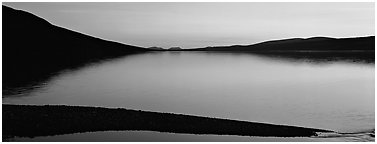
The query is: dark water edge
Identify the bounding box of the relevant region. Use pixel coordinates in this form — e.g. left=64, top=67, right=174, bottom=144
left=3, top=104, right=333, bottom=141
left=239, top=51, right=375, bottom=64
left=9, top=130, right=371, bottom=142
left=182, top=51, right=376, bottom=64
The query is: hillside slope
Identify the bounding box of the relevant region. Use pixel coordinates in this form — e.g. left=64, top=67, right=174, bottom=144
left=3, top=5, right=149, bottom=91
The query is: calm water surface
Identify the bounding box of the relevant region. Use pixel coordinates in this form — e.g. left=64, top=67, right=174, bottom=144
left=4, top=52, right=374, bottom=136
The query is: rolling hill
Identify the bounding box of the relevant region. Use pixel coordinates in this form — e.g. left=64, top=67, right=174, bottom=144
left=3, top=5, right=150, bottom=91
left=189, top=36, right=375, bottom=51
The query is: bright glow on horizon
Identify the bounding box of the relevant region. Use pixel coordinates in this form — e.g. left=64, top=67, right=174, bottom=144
left=3, top=2, right=374, bottom=49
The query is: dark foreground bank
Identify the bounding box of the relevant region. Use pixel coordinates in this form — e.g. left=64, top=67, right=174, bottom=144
left=3, top=104, right=332, bottom=141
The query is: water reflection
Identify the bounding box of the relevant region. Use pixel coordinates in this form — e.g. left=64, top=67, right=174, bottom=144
left=3, top=51, right=374, bottom=134
left=2, top=52, right=149, bottom=97
left=201, top=51, right=375, bottom=64
left=4, top=51, right=374, bottom=97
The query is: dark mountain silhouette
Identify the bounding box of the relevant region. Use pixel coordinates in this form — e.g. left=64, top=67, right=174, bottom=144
left=3, top=5, right=150, bottom=93
left=185, top=36, right=375, bottom=63
left=188, top=36, right=375, bottom=51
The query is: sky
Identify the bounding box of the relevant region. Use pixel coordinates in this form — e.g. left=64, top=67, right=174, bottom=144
left=3, top=2, right=375, bottom=49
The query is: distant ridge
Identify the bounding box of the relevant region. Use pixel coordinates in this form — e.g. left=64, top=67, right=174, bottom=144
left=188, top=36, right=375, bottom=51
left=3, top=5, right=150, bottom=91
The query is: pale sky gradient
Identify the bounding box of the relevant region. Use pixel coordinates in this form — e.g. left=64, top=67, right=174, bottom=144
left=3, top=2, right=375, bottom=49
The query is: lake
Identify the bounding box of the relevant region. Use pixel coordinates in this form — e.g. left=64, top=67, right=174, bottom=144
left=3, top=51, right=374, bottom=141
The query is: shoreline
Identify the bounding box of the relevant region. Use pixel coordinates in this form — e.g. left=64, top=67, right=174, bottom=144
left=3, top=104, right=333, bottom=141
